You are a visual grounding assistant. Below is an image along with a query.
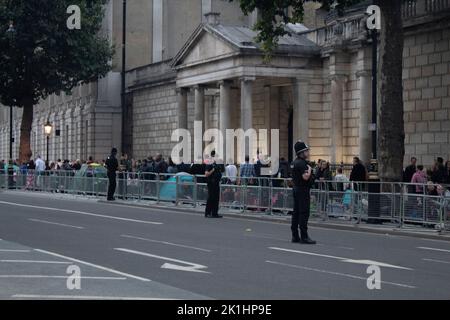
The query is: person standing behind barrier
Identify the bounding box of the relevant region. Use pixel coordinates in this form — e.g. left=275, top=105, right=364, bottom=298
left=291, top=141, right=316, bottom=244
left=411, top=165, right=427, bottom=194
left=204, top=151, right=223, bottom=218
left=350, top=157, right=367, bottom=191
left=105, top=148, right=119, bottom=201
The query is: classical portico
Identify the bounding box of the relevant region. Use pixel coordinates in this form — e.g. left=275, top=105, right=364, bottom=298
left=171, top=13, right=321, bottom=163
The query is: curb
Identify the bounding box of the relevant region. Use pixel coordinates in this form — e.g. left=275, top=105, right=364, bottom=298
left=98, top=199, right=450, bottom=242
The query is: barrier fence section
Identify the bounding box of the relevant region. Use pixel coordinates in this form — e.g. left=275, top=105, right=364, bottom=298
left=0, top=170, right=448, bottom=232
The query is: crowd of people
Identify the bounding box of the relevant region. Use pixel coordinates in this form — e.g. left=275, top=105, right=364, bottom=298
left=403, top=156, right=450, bottom=196
left=1, top=153, right=449, bottom=193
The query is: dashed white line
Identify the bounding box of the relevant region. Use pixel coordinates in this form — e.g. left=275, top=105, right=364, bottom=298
left=12, top=294, right=167, bottom=300
left=121, top=235, right=212, bottom=252
left=417, top=246, right=450, bottom=253
left=0, top=260, right=70, bottom=264
left=0, top=275, right=126, bottom=280
left=269, top=247, right=413, bottom=270
left=266, top=260, right=416, bottom=289
left=0, top=201, right=163, bottom=225
left=29, top=218, right=84, bottom=229
left=0, top=249, right=30, bottom=253
left=35, top=249, right=151, bottom=282
left=422, top=258, right=450, bottom=265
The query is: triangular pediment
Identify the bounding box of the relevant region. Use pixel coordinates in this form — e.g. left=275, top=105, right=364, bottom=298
left=172, top=26, right=238, bottom=68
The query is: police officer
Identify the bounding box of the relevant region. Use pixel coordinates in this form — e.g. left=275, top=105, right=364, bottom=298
left=291, top=141, right=316, bottom=244
left=105, top=148, right=119, bottom=201
left=204, top=150, right=223, bottom=218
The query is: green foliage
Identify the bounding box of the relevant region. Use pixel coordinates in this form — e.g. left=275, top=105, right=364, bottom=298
left=230, top=0, right=363, bottom=56
left=0, top=0, right=113, bottom=107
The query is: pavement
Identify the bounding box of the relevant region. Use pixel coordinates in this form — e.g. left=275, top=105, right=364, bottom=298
left=0, top=190, right=450, bottom=300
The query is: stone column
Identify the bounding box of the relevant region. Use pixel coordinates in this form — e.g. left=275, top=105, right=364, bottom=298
left=219, top=80, right=232, bottom=158
left=330, top=75, right=347, bottom=164
left=177, top=88, right=189, bottom=130
left=357, top=70, right=372, bottom=163
left=292, top=79, right=310, bottom=144
left=240, top=77, right=254, bottom=131
left=194, top=85, right=205, bottom=129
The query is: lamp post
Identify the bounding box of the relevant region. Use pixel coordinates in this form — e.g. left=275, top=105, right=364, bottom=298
left=44, top=121, right=53, bottom=163
left=5, top=21, right=15, bottom=161
left=121, top=0, right=127, bottom=154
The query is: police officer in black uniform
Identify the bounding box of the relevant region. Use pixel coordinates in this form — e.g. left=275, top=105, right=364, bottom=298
left=105, top=148, right=119, bottom=201
left=204, top=151, right=223, bottom=218
left=291, top=141, right=316, bottom=244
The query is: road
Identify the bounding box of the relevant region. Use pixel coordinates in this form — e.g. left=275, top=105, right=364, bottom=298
left=0, top=190, right=449, bottom=300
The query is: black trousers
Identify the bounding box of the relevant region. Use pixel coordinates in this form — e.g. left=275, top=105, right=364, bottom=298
left=291, top=187, right=310, bottom=239
left=205, top=182, right=220, bottom=216
left=107, top=172, right=117, bottom=200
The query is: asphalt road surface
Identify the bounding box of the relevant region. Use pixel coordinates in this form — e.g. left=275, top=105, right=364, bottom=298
left=0, top=191, right=449, bottom=300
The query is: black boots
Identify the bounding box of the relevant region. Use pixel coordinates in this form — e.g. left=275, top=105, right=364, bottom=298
left=300, top=237, right=316, bottom=245
left=291, top=233, right=316, bottom=244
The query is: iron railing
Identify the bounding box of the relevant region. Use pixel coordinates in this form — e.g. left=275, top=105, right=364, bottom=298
left=1, top=170, right=449, bottom=233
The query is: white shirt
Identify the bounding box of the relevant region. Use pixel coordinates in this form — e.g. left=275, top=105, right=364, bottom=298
left=225, top=164, right=238, bottom=182
left=334, top=173, right=349, bottom=190
left=35, top=158, right=45, bottom=172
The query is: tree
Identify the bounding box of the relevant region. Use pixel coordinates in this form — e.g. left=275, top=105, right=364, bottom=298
left=233, top=0, right=405, bottom=182
left=0, top=0, right=113, bottom=163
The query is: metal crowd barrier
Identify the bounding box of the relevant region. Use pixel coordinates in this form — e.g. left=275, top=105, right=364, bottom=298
left=0, top=170, right=448, bottom=232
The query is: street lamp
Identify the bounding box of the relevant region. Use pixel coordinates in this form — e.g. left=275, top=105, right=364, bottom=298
left=5, top=21, right=15, bottom=161
left=44, top=121, right=53, bottom=163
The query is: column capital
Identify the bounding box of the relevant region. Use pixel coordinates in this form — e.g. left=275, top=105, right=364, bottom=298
left=217, top=79, right=233, bottom=87
left=176, top=87, right=190, bottom=94
left=329, top=74, right=348, bottom=83
left=355, top=70, right=372, bottom=78
left=193, top=84, right=207, bottom=91
left=239, top=76, right=256, bottom=83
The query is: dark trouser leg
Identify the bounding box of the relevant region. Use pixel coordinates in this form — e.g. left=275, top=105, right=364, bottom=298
left=211, top=184, right=220, bottom=216
left=108, top=174, right=116, bottom=200
left=299, top=200, right=310, bottom=240
left=291, top=188, right=300, bottom=240
left=205, top=183, right=213, bottom=216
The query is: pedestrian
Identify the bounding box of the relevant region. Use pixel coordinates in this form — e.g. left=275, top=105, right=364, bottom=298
left=291, top=141, right=316, bottom=244
left=350, top=156, right=368, bottom=191
left=204, top=150, right=223, bottom=218
left=334, top=167, right=349, bottom=192
left=225, top=160, right=238, bottom=184
left=411, top=165, right=427, bottom=194
left=239, top=155, right=255, bottom=185
left=105, top=148, right=119, bottom=201
left=403, top=157, right=417, bottom=183
left=167, top=157, right=178, bottom=174
left=431, top=157, right=447, bottom=184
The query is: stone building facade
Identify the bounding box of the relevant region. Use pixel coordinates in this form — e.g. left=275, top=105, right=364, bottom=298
left=0, top=0, right=449, bottom=168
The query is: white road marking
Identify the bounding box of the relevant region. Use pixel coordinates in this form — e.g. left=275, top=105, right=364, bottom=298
left=35, top=249, right=151, bottom=282
left=114, top=248, right=210, bottom=273
left=244, top=234, right=355, bottom=250
left=12, top=294, right=168, bottom=300
left=29, top=218, right=84, bottom=229
left=0, top=260, right=70, bottom=264
left=417, top=246, right=450, bottom=253
left=266, top=260, right=416, bottom=289
left=422, top=258, right=450, bottom=265
left=0, top=200, right=163, bottom=225
left=269, top=247, right=412, bottom=270
left=0, top=275, right=126, bottom=280
left=121, top=235, right=212, bottom=253
left=0, top=249, right=30, bottom=253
